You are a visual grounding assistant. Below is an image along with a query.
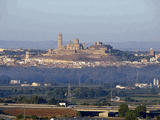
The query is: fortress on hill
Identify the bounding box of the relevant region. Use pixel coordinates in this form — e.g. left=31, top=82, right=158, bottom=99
left=48, top=33, right=113, bottom=56
left=42, top=33, right=118, bottom=62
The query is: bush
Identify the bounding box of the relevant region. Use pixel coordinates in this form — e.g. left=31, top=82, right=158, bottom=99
left=135, top=105, right=146, bottom=117
left=157, top=115, right=160, bottom=120
left=30, top=115, right=38, bottom=120
left=125, top=110, right=137, bottom=120
left=119, top=104, right=129, bottom=117
left=0, top=109, right=4, bottom=114
left=16, top=114, right=24, bottom=119
left=76, top=111, right=82, bottom=117
left=50, top=115, right=56, bottom=118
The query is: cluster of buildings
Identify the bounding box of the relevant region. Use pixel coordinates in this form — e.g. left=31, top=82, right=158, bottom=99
left=0, top=33, right=116, bottom=68
left=153, top=78, right=159, bottom=88
left=116, top=78, right=160, bottom=89
left=0, top=56, right=15, bottom=66
left=135, top=83, right=152, bottom=89
left=115, top=85, right=134, bottom=90
left=0, top=33, right=160, bottom=68
left=0, top=48, right=26, bottom=66
left=122, top=48, right=160, bottom=66
left=9, top=80, right=51, bottom=87
left=138, top=48, right=160, bottom=64
left=135, top=78, right=159, bottom=89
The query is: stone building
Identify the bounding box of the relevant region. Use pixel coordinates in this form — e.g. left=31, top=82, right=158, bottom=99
left=53, top=33, right=112, bottom=55
left=149, top=48, right=155, bottom=56
left=57, top=33, right=85, bottom=51
left=57, top=33, right=63, bottom=49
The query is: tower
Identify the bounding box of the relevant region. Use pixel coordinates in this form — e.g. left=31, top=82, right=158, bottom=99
left=25, top=51, right=29, bottom=60
left=25, top=51, right=30, bottom=64
left=57, top=33, right=62, bottom=49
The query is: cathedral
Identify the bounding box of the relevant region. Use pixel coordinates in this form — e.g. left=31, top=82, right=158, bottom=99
left=57, top=33, right=85, bottom=50
left=48, top=33, right=113, bottom=56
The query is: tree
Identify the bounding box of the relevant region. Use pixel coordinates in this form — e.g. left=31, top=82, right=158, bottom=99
left=0, top=75, right=10, bottom=85
left=119, top=104, right=129, bottom=117
left=48, top=98, right=58, bottom=105
left=0, top=109, right=3, bottom=114
left=76, top=111, right=82, bottom=117
left=125, top=110, right=137, bottom=120
left=135, top=105, right=146, bottom=117
left=157, top=115, right=160, bottom=120
left=16, top=114, right=24, bottom=119
left=30, top=115, right=38, bottom=120
left=30, top=96, right=47, bottom=104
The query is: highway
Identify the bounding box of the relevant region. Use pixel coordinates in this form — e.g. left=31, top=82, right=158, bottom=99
left=0, top=103, right=57, bottom=109
left=0, top=103, right=160, bottom=113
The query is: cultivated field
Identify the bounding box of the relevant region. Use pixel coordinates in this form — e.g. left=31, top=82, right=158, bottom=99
left=3, top=108, right=78, bottom=118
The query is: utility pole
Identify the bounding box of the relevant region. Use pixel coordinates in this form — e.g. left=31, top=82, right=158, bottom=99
left=68, top=83, right=72, bottom=103
left=110, top=83, right=113, bottom=105
left=136, top=70, right=139, bottom=83
left=79, top=77, right=81, bottom=88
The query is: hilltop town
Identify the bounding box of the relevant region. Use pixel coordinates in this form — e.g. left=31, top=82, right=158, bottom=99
left=0, top=34, right=160, bottom=120
left=0, top=34, right=160, bottom=68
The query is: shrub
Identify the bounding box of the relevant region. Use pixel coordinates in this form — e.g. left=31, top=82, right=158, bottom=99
left=16, top=114, right=24, bottom=119
left=119, top=104, right=129, bottom=117
left=125, top=110, right=137, bottom=120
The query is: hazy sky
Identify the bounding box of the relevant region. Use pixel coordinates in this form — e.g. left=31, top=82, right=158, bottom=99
left=0, top=0, right=160, bottom=42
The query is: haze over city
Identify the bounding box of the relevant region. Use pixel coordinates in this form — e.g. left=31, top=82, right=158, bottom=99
left=0, top=0, right=160, bottom=43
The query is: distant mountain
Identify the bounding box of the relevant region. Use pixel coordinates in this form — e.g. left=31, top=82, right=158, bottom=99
left=0, top=40, right=57, bottom=49
left=110, top=41, right=160, bottom=51
left=0, top=40, right=160, bottom=51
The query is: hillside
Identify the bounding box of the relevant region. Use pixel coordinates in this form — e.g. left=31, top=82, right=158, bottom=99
left=0, top=65, right=159, bottom=86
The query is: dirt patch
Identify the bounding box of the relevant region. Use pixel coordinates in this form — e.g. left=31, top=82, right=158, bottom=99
left=3, top=108, right=77, bottom=118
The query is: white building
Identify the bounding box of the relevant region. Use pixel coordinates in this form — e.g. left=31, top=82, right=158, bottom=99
left=150, top=57, right=158, bottom=63
left=135, top=83, right=150, bottom=88
left=31, top=82, right=41, bottom=87
left=0, top=48, right=4, bottom=52
left=21, top=84, right=30, bottom=87
left=155, top=54, right=160, bottom=59
left=59, top=102, right=67, bottom=107
left=153, top=78, right=159, bottom=88
left=10, top=80, right=20, bottom=85
left=44, top=83, right=51, bottom=87
left=111, top=96, right=120, bottom=102
left=116, top=85, right=126, bottom=89
left=141, top=58, right=148, bottom=64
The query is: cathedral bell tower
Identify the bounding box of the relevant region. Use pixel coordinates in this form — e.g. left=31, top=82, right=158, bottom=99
left=58, top=33, right=62, bottom=49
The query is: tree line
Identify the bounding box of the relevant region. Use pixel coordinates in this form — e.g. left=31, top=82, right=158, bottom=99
left=0, top=65, right=160, bottom=86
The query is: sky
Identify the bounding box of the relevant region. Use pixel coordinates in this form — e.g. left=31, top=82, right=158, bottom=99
left=0, top=0, right=160, bottom=43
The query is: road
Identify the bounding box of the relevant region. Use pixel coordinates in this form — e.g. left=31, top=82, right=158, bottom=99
left=0, top=103, right=160, bottom=113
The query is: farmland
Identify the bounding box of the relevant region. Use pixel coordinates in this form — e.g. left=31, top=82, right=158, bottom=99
left=3, top=108, right=78, bottom=118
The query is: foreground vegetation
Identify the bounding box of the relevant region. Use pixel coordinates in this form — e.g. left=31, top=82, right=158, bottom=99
left=119, top=104, right=146, bottom=120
